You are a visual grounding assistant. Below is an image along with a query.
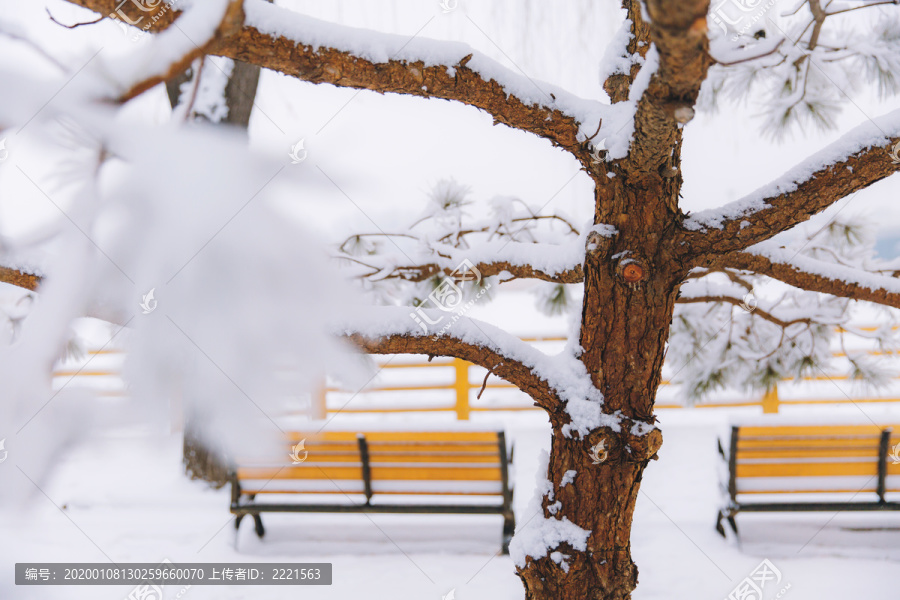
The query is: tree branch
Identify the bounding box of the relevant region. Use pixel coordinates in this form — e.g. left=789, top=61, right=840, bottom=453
left=682, top=113, right=900, bottom=257
left=620, top=0, right=713, bottom=178
left=62, top=0, right=601, bottom=164
left=676, top=295, right=813, bottom=328
left=343, top=258, right=584, bottom=285
left=340, top=310, right=564, bottom=412
left=116, top=0, right=246, bottom=102
left=713, top=246, right=900, bottom=310
left=602, top=0, right=652, bottom=104
left=0, top=266, right=41, bottom=291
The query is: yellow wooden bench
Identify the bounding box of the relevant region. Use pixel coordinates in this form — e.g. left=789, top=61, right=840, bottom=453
left=230, top=430, right=515, bottom=553
left=716, top=423, right=900, bottom=536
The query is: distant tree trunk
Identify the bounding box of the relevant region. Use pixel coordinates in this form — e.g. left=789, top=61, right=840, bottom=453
left=164, top=58, right=264, bottom=128
left=182, top=418, right=230, bottom=488
left=170, top=20, right=269, bottom=480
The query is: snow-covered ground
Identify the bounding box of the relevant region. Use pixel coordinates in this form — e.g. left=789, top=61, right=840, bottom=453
left=3, top=407, right=898, bottom=600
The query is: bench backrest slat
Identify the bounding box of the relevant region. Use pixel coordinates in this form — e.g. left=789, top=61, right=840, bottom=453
left=727, top=424, right=899, bottom=499
left=234, top=430, right=510, bottom=499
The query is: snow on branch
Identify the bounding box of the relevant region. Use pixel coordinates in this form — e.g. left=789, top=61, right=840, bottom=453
left=717, top=244, right=900, bottom=310
left=599, top=0, right=652, bottom=104
left=63, top=0, right=614, bottom=163
left=112, top=0, right=245, bottom=102
left=337, top=179, right=586, bottom=313
left=0, top=266, right=41, bottom=292
left=339, top=307, right=619, bottom=436
left=682, top=110, right=900, bottom=255
left=341, top=239, right=585, bottom=286
left=671, top=218, right=900, bottom=402
left=701, top=0, right=900, bottom=137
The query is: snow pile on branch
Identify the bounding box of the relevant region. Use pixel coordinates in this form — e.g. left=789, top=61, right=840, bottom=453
left=337, top=306, right=614, bottom=435
left=683, top=108, right=900, bottom=232
left=242, top=0, right=644, bottom=154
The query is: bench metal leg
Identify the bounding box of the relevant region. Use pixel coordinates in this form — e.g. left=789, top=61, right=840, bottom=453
left=727, top=514, right=738, bottom=537
left=716, top=510, right=739, bottom=538
left=501, top=512, right=515, bottom=555
left=252, top=513, right=265, bottom=538
left=234, top=513, right=246, bottom=530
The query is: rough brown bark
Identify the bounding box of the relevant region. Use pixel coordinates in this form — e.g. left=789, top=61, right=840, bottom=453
left=517, top=423, right=662, bottom=600
left=0, top=266, right=40, bottom=291
left=513, top=3, right=711, bottom=598
left=603, top=0, right=652, bottom=104
left=354, top=259, right=584, bottom=285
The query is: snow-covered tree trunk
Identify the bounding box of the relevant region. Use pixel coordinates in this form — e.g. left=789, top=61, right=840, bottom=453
left=518, top=431, right=658, bottom=598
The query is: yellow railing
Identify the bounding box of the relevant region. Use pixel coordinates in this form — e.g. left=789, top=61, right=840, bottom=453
left=54, top=336, right=900, bottom=418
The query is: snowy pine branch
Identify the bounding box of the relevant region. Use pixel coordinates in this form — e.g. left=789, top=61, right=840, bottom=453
left=336, top=179, right=586, bottom=311
left=673, top=215, right=900, bottom=401
left=683, top=109, right=900, bottom=254
left=701, top=0, right=900, bottom=137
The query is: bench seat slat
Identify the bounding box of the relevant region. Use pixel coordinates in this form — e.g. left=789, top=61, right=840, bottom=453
left=238, top=465, right=503, bottom=481
left=736, top=474, right=887, bottom=494
left=239, top=479, right=505, bottom=495
left=245, top=452, right=502, bottom=464
left=364, top=431, right=501, bottom=442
